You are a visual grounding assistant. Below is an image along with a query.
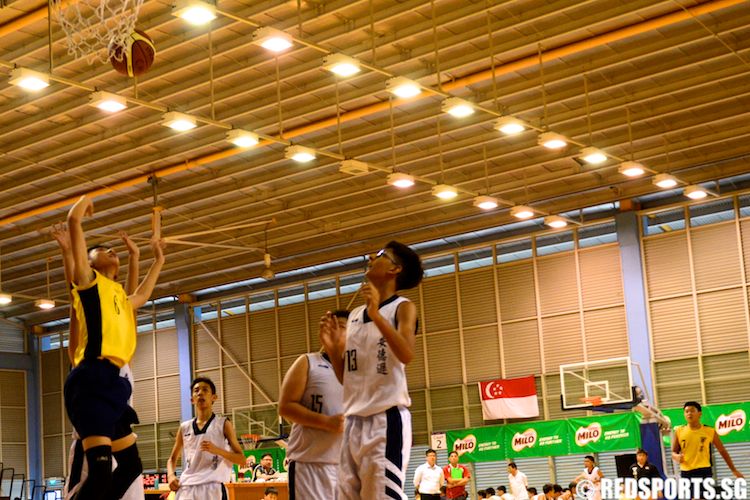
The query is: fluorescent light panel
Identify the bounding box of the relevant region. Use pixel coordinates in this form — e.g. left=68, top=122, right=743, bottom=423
left=442, top=97, right=474, bottom=118
left=89, top=91, right=127, bottom=113
left=538, top=132, right=567, bottom=150
left=387, top=173, right=415, bottom=188
left=579, top=147, right=607, bottom=165
left=0, top=293, right=11, bottom=306
left=35, top=298, right=55, bottom=310
left=653, top=173, right=678, bottom=189
left=473, top=195, right=498, bottom=210
left=323, top=54, right=361, bottom=77
left=510, top=205, right=535, bottom=219
left=619, top=161, right=645, bottom=177
left=386, top=77, right=421, bottom=98
left=285, top=145, right=316, bottom=163
left=226, top=129, right=259, bottom=148
left=172, top=0, right=216, bottom=25
left=684, top=185, right=709, bottom=200
left=162, top=112, right=197, bottom=131
left=253, top=27, right=293, bottom=52
left=432, top=184, right=458, bottom=200
left=495, top=116, right=525, bottom=135
left=9, top=68, right=50, bottom=91
left=544, top=215, right=568, bottom=229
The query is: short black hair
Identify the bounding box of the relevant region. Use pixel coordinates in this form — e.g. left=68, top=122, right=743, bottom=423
left=332, top=310, right=350, bottom=319
left=636, top=448, right=648, bottom=455
left=476, top=490, right=486, bottom=498
left=191, top=377, right=216, bottom=394
left=426, top=448, right=436, bottom=455
left=569, top=482, right=577, bottom=490
left=543, top=483, right=553, bottom=494
left=264, top=486, right=278, bottom=495
left=684, top=401, right=702, bottom=412
left=485, top=488, right=495, bottom=495
left=87, top=244, right=111, bottom=254
left=584, top=455, right=596, bottom=462
left=498, top=486, right=506, bottom=493
left=261, top=452, right=273, bottom=460
left=553, top=484, right=563, bottom=493
left=385, top=241, right=423, bottom=290
left=508, top=461, right=517, bottom=469
left=527, top=487, right=537, bottom=495
left=449, top=450, right=458, bottom=457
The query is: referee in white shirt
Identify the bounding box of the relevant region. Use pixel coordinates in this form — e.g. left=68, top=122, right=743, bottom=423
left=414, top=449, right=444, bottom=500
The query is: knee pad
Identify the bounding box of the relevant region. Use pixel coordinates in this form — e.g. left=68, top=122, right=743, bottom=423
left=112, top=443, right=143, bottom=497
left=75, top=445, right=112, bottom=500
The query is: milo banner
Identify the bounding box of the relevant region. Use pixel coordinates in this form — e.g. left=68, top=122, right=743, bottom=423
left=568, top=412, right=641, bottom=453
left=663, top=401, right=750, bottom=446
left=446, top=425, right=505, bottom=462
left=505, top=419, right=569, bottom=458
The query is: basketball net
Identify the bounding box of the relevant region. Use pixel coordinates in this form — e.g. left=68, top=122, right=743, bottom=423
left=52, top=0, right=145, bottom=64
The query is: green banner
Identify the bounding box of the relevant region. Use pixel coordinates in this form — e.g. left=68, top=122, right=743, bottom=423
left=663, top=402, right=750, bottom=446
left=567, top=412, right=641, bottom=453
left=505, top=419, right=569, bottom=458
left=446, top=426, right=505, bottom=462
left=234, top=447, right=286, bottom=479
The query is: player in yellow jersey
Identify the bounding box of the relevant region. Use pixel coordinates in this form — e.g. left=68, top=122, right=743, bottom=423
left=672, top=401, right=743, bottom=499
left=64, top=195, right=166, bottom=500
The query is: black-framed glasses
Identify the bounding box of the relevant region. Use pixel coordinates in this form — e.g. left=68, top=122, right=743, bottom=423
left=376, top=248, right=399, bottom=265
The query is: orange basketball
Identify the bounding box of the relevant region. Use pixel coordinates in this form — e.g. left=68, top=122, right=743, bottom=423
left=110, top=29, right=155, bottom=77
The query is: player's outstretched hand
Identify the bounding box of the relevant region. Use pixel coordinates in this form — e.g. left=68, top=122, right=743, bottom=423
left=151, top=237, right=166, bottom=263
left=50, top=223, right=71, bottom=251
left=319, top=312, right=345, bottom=356
left=361, top=283, right=380, bottom=317
left=69, top=195, right=93, bottom=220
left=119, top=230, right=140, bottom=257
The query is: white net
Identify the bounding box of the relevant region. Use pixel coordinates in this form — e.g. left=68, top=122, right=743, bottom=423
left=52, top=0, right=145, bottom=64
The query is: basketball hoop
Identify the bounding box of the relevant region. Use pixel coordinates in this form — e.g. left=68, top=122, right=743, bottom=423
left=580, top=396, right=604, bottom=407
left=239, top=433, right=261, bottom=450
left=52, top=0, right=145, bottom=63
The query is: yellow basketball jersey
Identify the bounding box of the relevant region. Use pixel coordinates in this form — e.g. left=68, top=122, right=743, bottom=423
left=72, top=270, right=136, bottom=368
left=675, top=424, right=714, bottom=471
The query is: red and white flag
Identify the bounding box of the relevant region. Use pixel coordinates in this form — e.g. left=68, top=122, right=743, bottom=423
left=478, top=375, right=539, bottom=420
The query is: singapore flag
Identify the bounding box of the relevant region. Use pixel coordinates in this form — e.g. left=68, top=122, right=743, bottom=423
left=479, top=375, right=539, bottom=420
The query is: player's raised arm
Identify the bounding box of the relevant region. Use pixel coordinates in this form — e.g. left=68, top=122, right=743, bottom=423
left=51, top=223, right=79, bottom=364
left=129, top=237, right=166, bottom=310
left=66, top=196, right=94, bottom=287
left=119, top=230, right=140, bottom=295
left=318, top=313, right=345, bottom=383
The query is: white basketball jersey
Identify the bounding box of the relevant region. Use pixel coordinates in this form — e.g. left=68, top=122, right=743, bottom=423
left=343, top=295, right=412, bottom=417
left=287, top=352, right=343, bottom=464
left=178, top=414, right=232, bottom=486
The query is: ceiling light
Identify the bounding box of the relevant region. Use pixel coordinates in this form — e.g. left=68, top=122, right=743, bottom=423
left=0, top=293, right=11, bottom=306
left=162, top=111, right=197, bottom=131
left=35, top=298, right=55, bottom=310
left=538, top=132, right=568, bottom=150
left=684, top=185, right=709, bottom=200
left=261, top=253, right=274, bottom=280
left=387, top=173, right=415, bottom=189
left=544, top=215, right=568, bottom=229
left=172, top=0, right=216, bottom=25
left=510, top=205, right=535, bottom=219
left=323, top=54, right=361, bottom=77
left=494, top=116, right=526, bottom=135
left=653, top=173, right=678, bottom=189
left=339, top=159, right=370, bottom=175
left=226, top=129, right=259, bottom=148
left=432, top=184, right=458, bottom=200
left=442, top=97, right=474, bottom=118
left=473, top=195, right=498, bottom=210
left=252, top=27, right=293, bottom=52
left=285, top=145, right=316, bottom=163
left=579, top=147, right=607, bottom=165
left=619, top=161, right=645, bottom=177
left=386, top=77, right=422, bottom=98
left=9, top=68, right=50, bottom=91
left=89, top=91, right=127, bottom=113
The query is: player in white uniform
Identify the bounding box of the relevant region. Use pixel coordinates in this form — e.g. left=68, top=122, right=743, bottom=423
left=280, top=310, right=347, bottom=499
left=573, top=455, right=603, bottom=500
left=167, top=377, right=245, bottom=500
left=320, top=241, right=424, bottom=500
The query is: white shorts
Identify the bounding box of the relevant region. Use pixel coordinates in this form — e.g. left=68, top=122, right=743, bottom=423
left=288, top=461, right=337, bottom=500
left=338, top=406, right=412, bottom=500
left=175, top=483, right=227, bottom=500
left=64, top=437, right=144, bottom=500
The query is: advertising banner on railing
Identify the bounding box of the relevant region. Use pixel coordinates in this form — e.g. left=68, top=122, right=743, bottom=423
left=567, top=412, right=641, bottom=454
left=504, top=419, right=569, bottom=458
left=446, top=425, right=505, bottom=462
left=662, top=401, right=750, bottom=446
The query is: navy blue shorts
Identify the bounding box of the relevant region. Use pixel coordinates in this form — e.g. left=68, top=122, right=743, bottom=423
left=64, top=359, right=139, bottom=440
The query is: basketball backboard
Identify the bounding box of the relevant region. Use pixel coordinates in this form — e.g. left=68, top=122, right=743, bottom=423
left=560, top=356, right=638, bottom=411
